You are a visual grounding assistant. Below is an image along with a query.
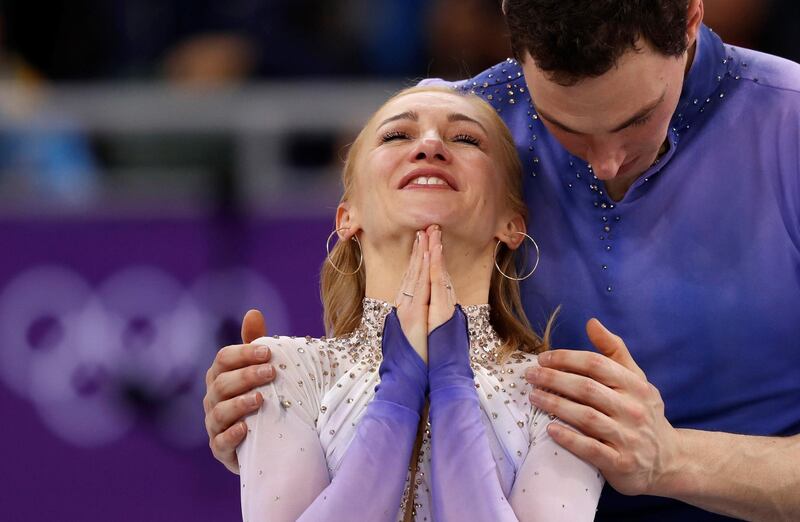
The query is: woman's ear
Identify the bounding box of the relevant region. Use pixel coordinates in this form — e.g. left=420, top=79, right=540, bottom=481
left=497, top=214, right=527, bottom=250
left=335, top=203, right=361, bottom=240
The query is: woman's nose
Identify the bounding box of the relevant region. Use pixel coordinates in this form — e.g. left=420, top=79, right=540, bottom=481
left=412, top=135, right=450, bottom=163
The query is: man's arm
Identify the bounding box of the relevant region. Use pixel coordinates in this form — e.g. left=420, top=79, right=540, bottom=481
left=526, top=318, right=800, bottom=521
left=660, top=429, right=800, bottom=521
left=204, top=309, right=276, bottom=474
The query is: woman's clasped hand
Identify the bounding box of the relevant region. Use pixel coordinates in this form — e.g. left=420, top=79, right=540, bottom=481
left=394, top=225, right=459, bottom=364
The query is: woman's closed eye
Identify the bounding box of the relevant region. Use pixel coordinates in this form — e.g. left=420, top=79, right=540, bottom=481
left=380, top=130, right=482, bottom=147
left=452, top=133, right=481, bottom=146
left=381, top=130, right=411, bottom=143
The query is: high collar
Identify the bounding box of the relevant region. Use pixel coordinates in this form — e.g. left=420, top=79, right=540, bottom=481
left=622, top=24, right=733, bottom=196
left=672, top=24, right=731, bottom=131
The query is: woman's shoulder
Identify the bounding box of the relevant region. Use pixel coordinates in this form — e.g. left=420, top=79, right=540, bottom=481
left=490, top=348, right=541, bottom=371
left=252, top=332, right=371, bottom=362
left=252, top=334, right=326, bottom=362
left=250, top=333, right=374, bottom=389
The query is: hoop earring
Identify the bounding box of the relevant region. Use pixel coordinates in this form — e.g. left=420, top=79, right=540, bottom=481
left=494, top=231, right=540, bottom=281
left=326, top=227, right=363, bottom=275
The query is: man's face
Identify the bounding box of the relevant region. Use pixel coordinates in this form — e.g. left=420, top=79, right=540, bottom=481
left=521, top=38, right=688, bottom=197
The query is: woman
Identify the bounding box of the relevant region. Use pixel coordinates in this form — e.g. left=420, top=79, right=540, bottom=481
left=237, top=86, right=603, bottom=521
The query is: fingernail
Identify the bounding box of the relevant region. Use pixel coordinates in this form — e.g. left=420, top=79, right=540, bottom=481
left=530, top=390, right=542, bottom=404
left=416, top=231, right=420, bottom=242
left=247, top=393, right=259, bottom=407
left=525, top=367, right=536, bottom=381
left=257, top=364, right=273, bottom=379
left=439, top=244, right=443, bottom=252
left=254, top=346, right=267, bottom=360
left=539, top=351, right=551, bottom=364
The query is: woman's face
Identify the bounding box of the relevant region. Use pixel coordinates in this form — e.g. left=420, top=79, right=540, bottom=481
left=348, top=91, right=514, bottom=245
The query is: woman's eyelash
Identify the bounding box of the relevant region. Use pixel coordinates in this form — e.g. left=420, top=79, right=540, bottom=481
left=379, top=130, right=481, bottom=146
left=453, top=134, right=481, bottom=146
left=380, top=130, right=410, bottom=142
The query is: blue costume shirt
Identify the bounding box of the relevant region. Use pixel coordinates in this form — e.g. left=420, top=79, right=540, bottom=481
left=430, top=25, right=800, bottom=520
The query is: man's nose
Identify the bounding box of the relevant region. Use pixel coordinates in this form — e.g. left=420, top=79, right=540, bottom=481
left=586, top=142, right=625, bottom=180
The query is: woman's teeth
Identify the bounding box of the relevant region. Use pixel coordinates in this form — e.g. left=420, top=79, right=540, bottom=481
left=410, top=176, right=449, bottom=186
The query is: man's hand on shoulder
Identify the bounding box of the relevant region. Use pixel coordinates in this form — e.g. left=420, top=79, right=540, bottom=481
left=203, top=309, right=277, bottom=474
left=525, top=319, right=681, bottom=497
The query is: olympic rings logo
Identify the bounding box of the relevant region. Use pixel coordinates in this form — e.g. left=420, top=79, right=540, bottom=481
left=0, top=265, right=288, bottom=448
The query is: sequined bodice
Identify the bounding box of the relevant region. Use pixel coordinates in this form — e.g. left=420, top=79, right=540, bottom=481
left=324, top=298, right=526, bottom=520
left=239, top=295, right=604, bottom=521
left=329, top=297, right=504, bottom=366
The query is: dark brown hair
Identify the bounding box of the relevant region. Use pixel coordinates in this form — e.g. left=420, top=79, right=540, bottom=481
left=505, top=0, right=690, bottom=85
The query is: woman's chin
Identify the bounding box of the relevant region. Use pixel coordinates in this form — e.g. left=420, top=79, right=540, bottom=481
left=397, top=206, right=462, bottom=230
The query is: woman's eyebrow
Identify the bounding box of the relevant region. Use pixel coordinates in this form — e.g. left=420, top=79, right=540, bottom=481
left=378, top=111, right=418, bottom=128
left=447, top=113, right=488, bottom=133
left=377, top=111, right=487, bottom=133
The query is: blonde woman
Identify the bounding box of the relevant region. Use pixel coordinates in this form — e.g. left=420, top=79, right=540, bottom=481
left=236, top=86, right=603, bottom=521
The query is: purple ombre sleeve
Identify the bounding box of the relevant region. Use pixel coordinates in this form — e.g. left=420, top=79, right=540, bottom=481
left=238, top=310, right=427, bottom=522
left=428, top=306, right=519, bottom=520
left=428, top=307, right=603, bottom=521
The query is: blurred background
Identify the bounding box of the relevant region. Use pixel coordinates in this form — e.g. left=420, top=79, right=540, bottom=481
left=0, top=1, right=797, bottom=520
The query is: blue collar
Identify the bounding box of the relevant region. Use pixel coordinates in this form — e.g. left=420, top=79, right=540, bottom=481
left=630, top=25, right=732, bottom=190
left=672, top=24, right=731, bottom=132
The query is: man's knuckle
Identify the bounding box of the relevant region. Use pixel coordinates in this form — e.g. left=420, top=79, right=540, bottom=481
left=210, top=434, right=221, bottom=454
left=210, top=379, right=225, bottom=402
left=216, top=345, right=232, bottom=363
left=247, top=365, right=261, bottom=385
left=628, top=404, right=646, bottom=425
left=228, top=425, right=244, bottom=443
left=211, top=403, right=226, bottom=425
left=631, top=376, right=647, bottom=392
left=585, top=440, right=602, bottom=460
left=587, top=353, right=606, bottom=371
left=615, top=454, right=631, bottom=473
left=582, top=408, right=599, bottom=425
left=579, top=378, right=596, bottom=397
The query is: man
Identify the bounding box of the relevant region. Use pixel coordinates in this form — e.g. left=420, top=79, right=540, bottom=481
left=203, top=1, right=800, bottom=519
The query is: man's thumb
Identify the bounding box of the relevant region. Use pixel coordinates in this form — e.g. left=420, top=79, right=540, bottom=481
left=586, top=318, right=621, bottom=357
left=241, top=309, right=267, bottom=343
left=586, top=318, right=645, bottom=378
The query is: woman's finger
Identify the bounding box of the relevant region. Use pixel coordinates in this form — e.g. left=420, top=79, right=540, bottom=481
left=429, top=227, right=447, bottom=308
left=396, top=230, right=422, bottom=305
left=410, top=230, right=429, bottom=301
left=418, top=249, right=431, bottom=309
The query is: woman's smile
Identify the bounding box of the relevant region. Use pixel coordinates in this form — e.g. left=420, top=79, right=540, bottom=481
left=398, top=167, right=458, bottom=191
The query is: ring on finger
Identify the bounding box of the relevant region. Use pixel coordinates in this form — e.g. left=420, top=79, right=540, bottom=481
left=402, top=291, right=414, bottom=298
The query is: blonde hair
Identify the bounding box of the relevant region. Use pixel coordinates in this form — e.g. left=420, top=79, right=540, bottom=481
left=321, top=86, right=553, bottom=357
